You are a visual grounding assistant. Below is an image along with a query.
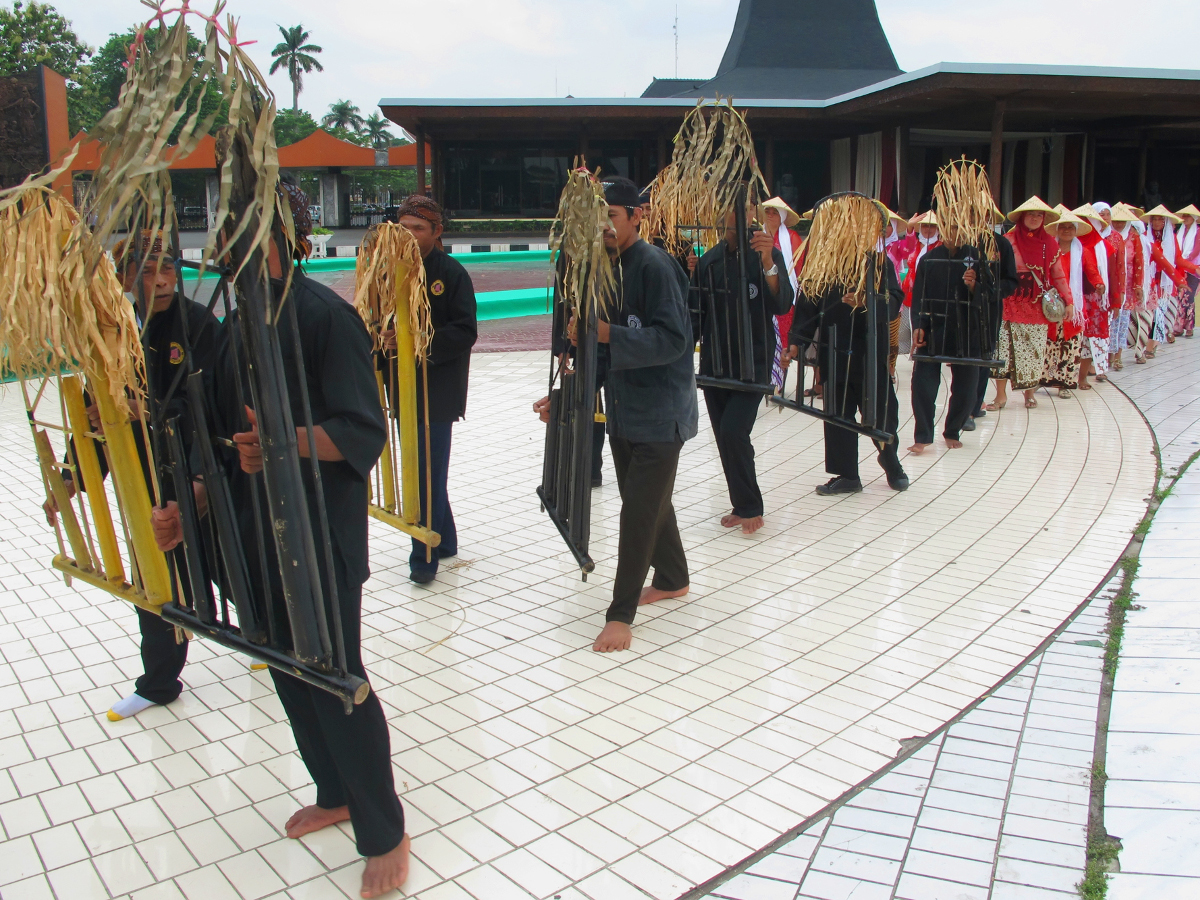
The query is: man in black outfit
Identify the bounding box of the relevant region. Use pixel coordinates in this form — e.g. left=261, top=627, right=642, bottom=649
left=392, top=196, right=478, bottom=585
left=152, top=194, right=410, bottom=896
left=47, top=235, right=221, bottom=722
left=907, top=244, right=984, bottom=453
left=590, top=176, right=698, bottom=653
left=784, top=260, right=909, bottom=494
left=695, top=207, right=794, bottom=534
left=972, top=228, right=1019, bottom=423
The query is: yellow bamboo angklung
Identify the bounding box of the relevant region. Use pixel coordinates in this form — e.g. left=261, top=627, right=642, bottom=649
left=353, top=224, right=439, bottom=550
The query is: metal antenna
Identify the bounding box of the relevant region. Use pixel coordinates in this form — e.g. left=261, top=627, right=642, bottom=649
left=674, top=5, right=679, bottom=78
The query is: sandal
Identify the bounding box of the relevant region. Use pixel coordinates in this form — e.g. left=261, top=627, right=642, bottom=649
left=803, top=387, right=823, bottom=398
left=985, top=400, right=1007, bottom=411
left=1025, top=397, right=1038, bottom=408
left=1135, top=356, right=1147, bottom=364
left=1077, top=383, right=1092, bottom=391
left=1096, top=374, right=1108, bottom=382
left=1113, top=359, right=1124, bottom=370
left=1058, top=388, right=1072, bottom=399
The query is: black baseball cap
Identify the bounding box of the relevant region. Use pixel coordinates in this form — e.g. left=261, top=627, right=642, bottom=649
left=602, top=176, right=641, bottom=209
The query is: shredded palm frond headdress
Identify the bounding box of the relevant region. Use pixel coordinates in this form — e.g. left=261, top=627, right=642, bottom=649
left=798, top=193, right=888, bottom=304
left=549, top=164, right=615, bottom=322
left=354, top=224, right=432, bottom=361
left=933, top=157, right=998, bottom=260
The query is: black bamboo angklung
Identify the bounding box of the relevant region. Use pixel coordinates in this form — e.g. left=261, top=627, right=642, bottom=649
left=689, top=182, right=774, bottom=394
left=537, top=252, right=598, bottom=577
left=911, top=256, right=1005, bottom=367
left=156, top=134, right=366, bottom=713
left=769, top=191, right=895, bottom=443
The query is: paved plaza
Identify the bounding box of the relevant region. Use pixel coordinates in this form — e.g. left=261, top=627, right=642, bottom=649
left=2, top=334, right=1196, bottom=900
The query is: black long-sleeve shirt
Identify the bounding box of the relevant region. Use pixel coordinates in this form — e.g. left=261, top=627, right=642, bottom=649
left=789, top=260, right=903, bottom=381
left=417, top=248, right=478, bottom=422
left=695, top=242, right=794, bottom=384
left=208, top=273, right=386, bottom=587
left=605, top=239, right=698, bottom=444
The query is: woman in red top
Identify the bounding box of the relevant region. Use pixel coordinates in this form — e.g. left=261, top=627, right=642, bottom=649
left=1052, top=210, right=1106, bottom=393
left=1072, top=204, right=1114, bottom=386
left=900, top=212, right=939, bottom=356
left=1108, top=203, right=1145, bottom=368
left=992, top=197, right=1073, bottom=410
left=1174, top=204, right=1200, bottom=338
left=1143, top=205, right=1188, bottom=351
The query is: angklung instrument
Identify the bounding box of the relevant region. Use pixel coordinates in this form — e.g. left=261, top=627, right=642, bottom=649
left=910, top=159, right=1005, bottom=368
left=771, top=191, right=896, bottom=443
left=353, top=224, right=440, bottom=557
left=2, top=3, right=369, bottom=711
left=538, top=165, right=614, bottom=578
left=647, top=98, right=774, bottom=393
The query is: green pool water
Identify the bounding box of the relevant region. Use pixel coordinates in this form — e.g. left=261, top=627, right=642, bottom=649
left=181, top=250, right=555, bottom=321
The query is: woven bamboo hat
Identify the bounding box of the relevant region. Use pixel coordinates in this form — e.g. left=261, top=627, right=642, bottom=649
left=1110, top=203, right=1139, bottom=223
left=1052, top=207, right=1092, bottom=237
left=909, top=210, right=939, bottom=228
left=1141, top=204, right=1183, bottom=225
left=1175, top=204, right=1200, bottom=220
left=1008, top=195, right=1059, bottom=225
left=759, top=197, right=801, bottom=228
left=1072, top=203, right=1107, bottom=229
left=1123, top=204, right=1146, bottom=217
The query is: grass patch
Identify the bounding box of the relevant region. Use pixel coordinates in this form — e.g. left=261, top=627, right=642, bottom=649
left=1103, top=559, right=1140, bottom=679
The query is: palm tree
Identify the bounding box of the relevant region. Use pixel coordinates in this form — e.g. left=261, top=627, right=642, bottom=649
left=269, top=25, right=323, bottom=111
left=323, top=99, right=364, bottom=135
left=361, top=113, right=393, bottom=149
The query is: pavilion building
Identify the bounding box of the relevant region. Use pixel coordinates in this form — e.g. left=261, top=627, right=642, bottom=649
left=380, top=0, right=1200, bottom=220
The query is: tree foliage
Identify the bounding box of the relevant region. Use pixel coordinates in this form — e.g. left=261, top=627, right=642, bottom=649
left=275, top=107, right=317, bottom=147
left=268, top=23, right=322, bottom=111
left=68, top=24, right=226, bottom=138
left=322, top=98, right=363, bottom=134
left=361, top=112, right=393, bottom=149
left=0, top=1, right=91, bottom=78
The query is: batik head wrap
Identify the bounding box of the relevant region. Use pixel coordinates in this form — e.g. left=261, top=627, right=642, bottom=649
left=395, top=195, right=445, bottom=229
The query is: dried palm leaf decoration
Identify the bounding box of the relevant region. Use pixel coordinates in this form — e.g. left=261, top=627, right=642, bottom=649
left=645, top=97, right=769, bottom=256
left=798, top=193, right=888, bottom=305
left=549, top=163, right=615, bottom=322
left=0, top=0, right=283, bottom=410
left=354, top=224, right=432, bottom=361
left=933, top=157, right=998, bottom=260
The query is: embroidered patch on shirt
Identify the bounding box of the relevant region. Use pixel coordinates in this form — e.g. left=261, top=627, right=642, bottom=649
left=430, top=279, right=445, bottom=296
left=627, top=314, right=642, bottom=328
left=749, top=283, right=760, bottom=299
left=169, top=342, right=184, bottom=364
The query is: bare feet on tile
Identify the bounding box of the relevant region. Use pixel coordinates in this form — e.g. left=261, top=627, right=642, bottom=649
left=361, top=833, right=410, bottom=898
left=720, top=513, right=742, bottom=528
left=908, top=442, right=930, bottom=454
left=639, top=585, right=689, bottom=605
left=740, top=516, right=764, bottom=535
left=593, top=621, right=632, bottom=652
left=285, top=804, right=350, bottom=839
left=944, top=438, right=963, bottom=449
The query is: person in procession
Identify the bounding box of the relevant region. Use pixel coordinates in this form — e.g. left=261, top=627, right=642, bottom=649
left=898, top=211, right=940, bottom=355
left=1047, top=210, right=1103, bottom=397
left=150, top=186, right=411, bottom=898
left=1172, top=204, right=1200, bottom=338
left=1068, top=204, right=1113, bottom=389
left=44, top=233, right=221, bottom=722
left=760, top=196, right=803, bottom=395
left=694, top=199, right=795, bottom=534
left=1107, top=202, right=1146, bottom=369
left=582, top=176, right=698, bottom=653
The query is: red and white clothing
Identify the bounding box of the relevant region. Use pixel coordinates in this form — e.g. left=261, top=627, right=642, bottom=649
left=1068, top=234, right=1111, bottom=375
left=770, top=226, right=802, bottom=391
left=1148, top=224, right=1187, bottom=343
left=1174, top=219, right=1200, bottom=335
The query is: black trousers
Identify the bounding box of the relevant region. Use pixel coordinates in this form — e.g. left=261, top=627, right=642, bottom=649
left=702, top=387, right=764, bottom=518
left=608, top=437, right=689, bottom=625
left=912, top=360, right=980, bottom=444
left=592, top=421, right=605, bottom=481
left=134, top=607, right=188, bottom=704
left=410, top=421, right=456, bottom=575
left=824, top=372, right=901, bottom=481
left=269, top=568, right=405, bottom=858
left=974, top=364, right=990, bottom=417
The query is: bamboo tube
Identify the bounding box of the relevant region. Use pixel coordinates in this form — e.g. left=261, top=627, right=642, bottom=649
left=34, top=429, right=93, bottom=572
left=61, top=376, right=125, bottom=584
left=89, top=367, right=171, bottom=608
left=375, top=369, right=398, bottom=513
left=393, top=260, right=421, bottom=526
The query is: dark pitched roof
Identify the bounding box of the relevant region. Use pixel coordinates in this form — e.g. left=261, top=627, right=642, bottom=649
left=641, top=78, right=709, bottom=98
left=646, top=0, right=903, bottom=100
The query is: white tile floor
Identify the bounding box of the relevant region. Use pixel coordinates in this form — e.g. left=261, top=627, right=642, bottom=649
left=0, top=351, right=1154, bottom=900
left=1106, top=463, right=1200, bottom=900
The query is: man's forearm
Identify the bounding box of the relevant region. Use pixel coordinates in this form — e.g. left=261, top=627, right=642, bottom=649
left=296, top=425, right=345, bottom=461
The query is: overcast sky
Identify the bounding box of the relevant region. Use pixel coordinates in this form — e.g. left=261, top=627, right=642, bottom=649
left=48, top=0, right=1200, bottom=133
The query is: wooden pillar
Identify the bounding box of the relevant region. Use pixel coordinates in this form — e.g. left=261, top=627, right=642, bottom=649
left=579, top=127, right=589, bottom=168
left=988, top=100, right=1006, bottom=201
left=765, top=135, right=775, bottom=193
left=657, top=131, right=668, bottom=174
left=1084, top=135, right=1096, bottom=201
left=1137, top=133, right=1149, bottom=204
left=896, top=126, right=910, bottom=214
left=431, top=140, right=443, bottom=206
left=416, top=126, right=426, bottom=197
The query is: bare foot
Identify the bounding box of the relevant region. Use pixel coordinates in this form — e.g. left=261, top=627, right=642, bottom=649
left=285, top=804, right=350, bottom=839
left=593, top=621, right=632, bottom=652
left=944, top=438, right=963, bottom=449
left=639, top=585, right=690, bottom=605
left=740, top=516, right=764, bottom=535
left=720, top=514, right=743, bottom=528
left=908, top=443, right=930, bottom=454
left=361, top=833, right=410, bottom=898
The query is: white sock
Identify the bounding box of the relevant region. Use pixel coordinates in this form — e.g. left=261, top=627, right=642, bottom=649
left=107, top=693, right=155, bottom=721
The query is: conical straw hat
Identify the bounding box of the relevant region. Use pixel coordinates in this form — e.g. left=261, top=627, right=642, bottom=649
left=1110, top=203, right=1139, bottom=223
left=1052, top=208, right=1092, bottom=237
left=759, top=196, right=801, bottom=228
left=909, top=210, right=939, bottom=228
left=1008, top=195, right=1059, bottom=225
left=1141, top=204, right=1183, bottom=225
left=1073, top=203, right=1107, bottom=228
left=1174, top=204, right=1200, bottom=220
